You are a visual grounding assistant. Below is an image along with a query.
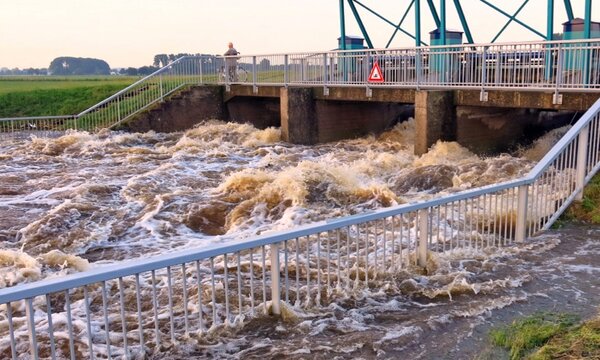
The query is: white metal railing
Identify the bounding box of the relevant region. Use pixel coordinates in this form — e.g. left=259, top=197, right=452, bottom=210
left=2, top=38, right=600, bottom=137
left=235, top=38, right=600, bottom=92
left=0, top=56, right=217, bottom=137
left=1, top=93, right=599, bottom=359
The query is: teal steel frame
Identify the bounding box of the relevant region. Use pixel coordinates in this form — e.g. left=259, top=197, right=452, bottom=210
left=340, top=0, right=594, bottom=49
left=339, top=0, right=347, bottom=50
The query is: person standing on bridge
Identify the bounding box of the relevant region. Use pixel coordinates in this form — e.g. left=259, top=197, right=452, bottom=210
left=224, top=42, right=240, bottom=82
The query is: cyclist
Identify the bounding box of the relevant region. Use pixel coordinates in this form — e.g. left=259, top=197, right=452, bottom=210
left=224, top=42, right=240, bottom=82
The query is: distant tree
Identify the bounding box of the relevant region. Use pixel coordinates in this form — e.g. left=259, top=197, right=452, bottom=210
left=137, top=66, right=159, bottom=76
left=118, top=67, right=138, bottom=76
left=259, top=58, right=270, bottom=70
left=153, top=54, right=169, bottom=67
left=48, top=57, right=110, bottom=75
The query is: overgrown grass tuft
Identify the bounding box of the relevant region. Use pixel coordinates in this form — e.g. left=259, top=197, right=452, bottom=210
left=489, top=312, right=579, bottom=360
left=560, top=173, right=600, bottom=225
left=531, top=316, right=600, bottom=359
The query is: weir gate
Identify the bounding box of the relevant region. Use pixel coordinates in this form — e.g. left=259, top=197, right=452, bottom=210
left=1, top=39, right=600, bottom=359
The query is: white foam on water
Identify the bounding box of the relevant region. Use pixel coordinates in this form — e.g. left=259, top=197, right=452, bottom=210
left=0, top=119, right=577, bottom=359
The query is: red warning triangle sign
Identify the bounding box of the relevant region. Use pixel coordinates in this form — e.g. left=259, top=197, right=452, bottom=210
left=368, top=61, right=384, bottom=83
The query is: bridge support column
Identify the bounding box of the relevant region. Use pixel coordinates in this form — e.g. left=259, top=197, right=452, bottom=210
left=414, top=90, right=455, bottom=155
left=280, top=87, right=318, bottom=144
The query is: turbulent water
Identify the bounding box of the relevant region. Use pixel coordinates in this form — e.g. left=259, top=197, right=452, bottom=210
left=0, top=119, right=576, bottom=359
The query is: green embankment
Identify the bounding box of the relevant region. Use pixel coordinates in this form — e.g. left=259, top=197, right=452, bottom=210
left=0, top=76, right=138, bottom=117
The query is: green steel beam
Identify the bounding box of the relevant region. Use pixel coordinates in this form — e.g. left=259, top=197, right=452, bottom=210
left=440, top=0, right=446, bottom=44
left=346, top=0, right=374, bottom=48
left=547, top=0, right=554, bottom=40
left=386, top=0, right=415, bottom=48
left=353, top=0, right=427, bottom=46
left=491, top=0, right=531, bottom=43
left=416, top=0, right=422, bottom=46
left=545, top=0, right=554, bottom=80
left=453, top=0, right=475, bottom=43
left=563, top=0, right=574, bottom=21
left=584, top=0, right=592, bottom=39
left=426, top=0, right=441, bottom=28
left=340, top=0, right=346, bottom=50
left=481, top=0, right=546, bottom=40
left=584, top=0, right=592, bottom=85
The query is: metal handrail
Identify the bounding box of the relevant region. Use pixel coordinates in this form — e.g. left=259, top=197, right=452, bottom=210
left=76, top=56, right=192, bottom=117
left=0, top=115, right=76, bottom=122
left=527, top=98, right=600, bottom=179
left=0, top=178, right=529, bottom=304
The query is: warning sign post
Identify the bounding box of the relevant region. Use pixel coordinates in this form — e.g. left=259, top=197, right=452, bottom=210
left=368, top=61, right=384, bottom=83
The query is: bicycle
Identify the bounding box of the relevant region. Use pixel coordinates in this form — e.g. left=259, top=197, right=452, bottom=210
left=218, top=65, right=248, bottom=83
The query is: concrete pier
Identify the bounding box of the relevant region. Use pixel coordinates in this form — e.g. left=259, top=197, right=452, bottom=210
left=414, top=91, right=454, bottom=155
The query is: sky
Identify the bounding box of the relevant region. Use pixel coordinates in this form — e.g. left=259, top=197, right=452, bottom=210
left=0, top=0, right=596, bottom=69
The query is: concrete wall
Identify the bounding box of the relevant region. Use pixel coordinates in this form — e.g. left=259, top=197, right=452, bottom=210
left=281, top=87, right=413, bottom=144
left=456, top=106, right=532, bottom=154
left=121, top=85, right=280, bottom=132
left=316, top=100, right=412, bottom=143
left=226, top=97, right=280, bottom=129
left=455, top=107, right=576, bottom=154
left=119, top=85, right=227, bottom=133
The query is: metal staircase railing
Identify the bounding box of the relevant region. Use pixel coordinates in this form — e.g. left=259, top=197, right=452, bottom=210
left=0, top=96, right=599, bottom=359
left=0, top=56, right=214, bottom=136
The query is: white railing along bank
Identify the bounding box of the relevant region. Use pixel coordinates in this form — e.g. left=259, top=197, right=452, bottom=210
left=0, top=93, right=599, bottom=359
left=0, top=56, right=213, bottom=137
left=1, top=38, right=600, bottom=137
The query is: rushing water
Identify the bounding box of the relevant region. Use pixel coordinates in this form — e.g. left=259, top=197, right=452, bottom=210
left=0, top=119, right=576, bottom=359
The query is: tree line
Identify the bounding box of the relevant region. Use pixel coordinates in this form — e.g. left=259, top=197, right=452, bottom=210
left=0, top=52, right=266, bottom=76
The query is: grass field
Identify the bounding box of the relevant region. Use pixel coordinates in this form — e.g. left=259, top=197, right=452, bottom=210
left=0, top=76, right=139, bottom=117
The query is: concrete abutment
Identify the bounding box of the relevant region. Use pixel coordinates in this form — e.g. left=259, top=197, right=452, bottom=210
left=122, top=85, right=584, bottom=155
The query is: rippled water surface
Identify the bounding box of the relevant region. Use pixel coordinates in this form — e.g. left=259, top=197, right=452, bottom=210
left=0, top=119, right=577, bottom=359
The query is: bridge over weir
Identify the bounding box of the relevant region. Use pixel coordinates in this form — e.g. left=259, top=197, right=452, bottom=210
left=2, top=38, right=600, bottom=155
left=2, top=36, right=600, bottom=358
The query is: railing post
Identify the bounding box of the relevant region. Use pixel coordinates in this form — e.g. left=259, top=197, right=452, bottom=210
left=494, top=47, right=501, bottom=85
left=554, top=43, right=564, bottom=105
left=199, top=57, right=203, bottom=84
left=416, top=48, right=422, bottom=89
left=270, top=243, right=281, bottom=315
left=284, top=55, right=289, bottom=86
left=515, top=185, right=529, bottom=242
left=417, top=209, right=428, bottom=267
left=576, top=125, right=590, bottom=201
left=252, top=56, right=258, bottom=94
left=26, top=298, right=39, bottom=360
left=117, top=97, right=121, bottom=123
left=480, top=46, right=488, bottom=101
left=159, top=73, right=164, bottom=102
left=323, top=53, right=329, bottom=95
